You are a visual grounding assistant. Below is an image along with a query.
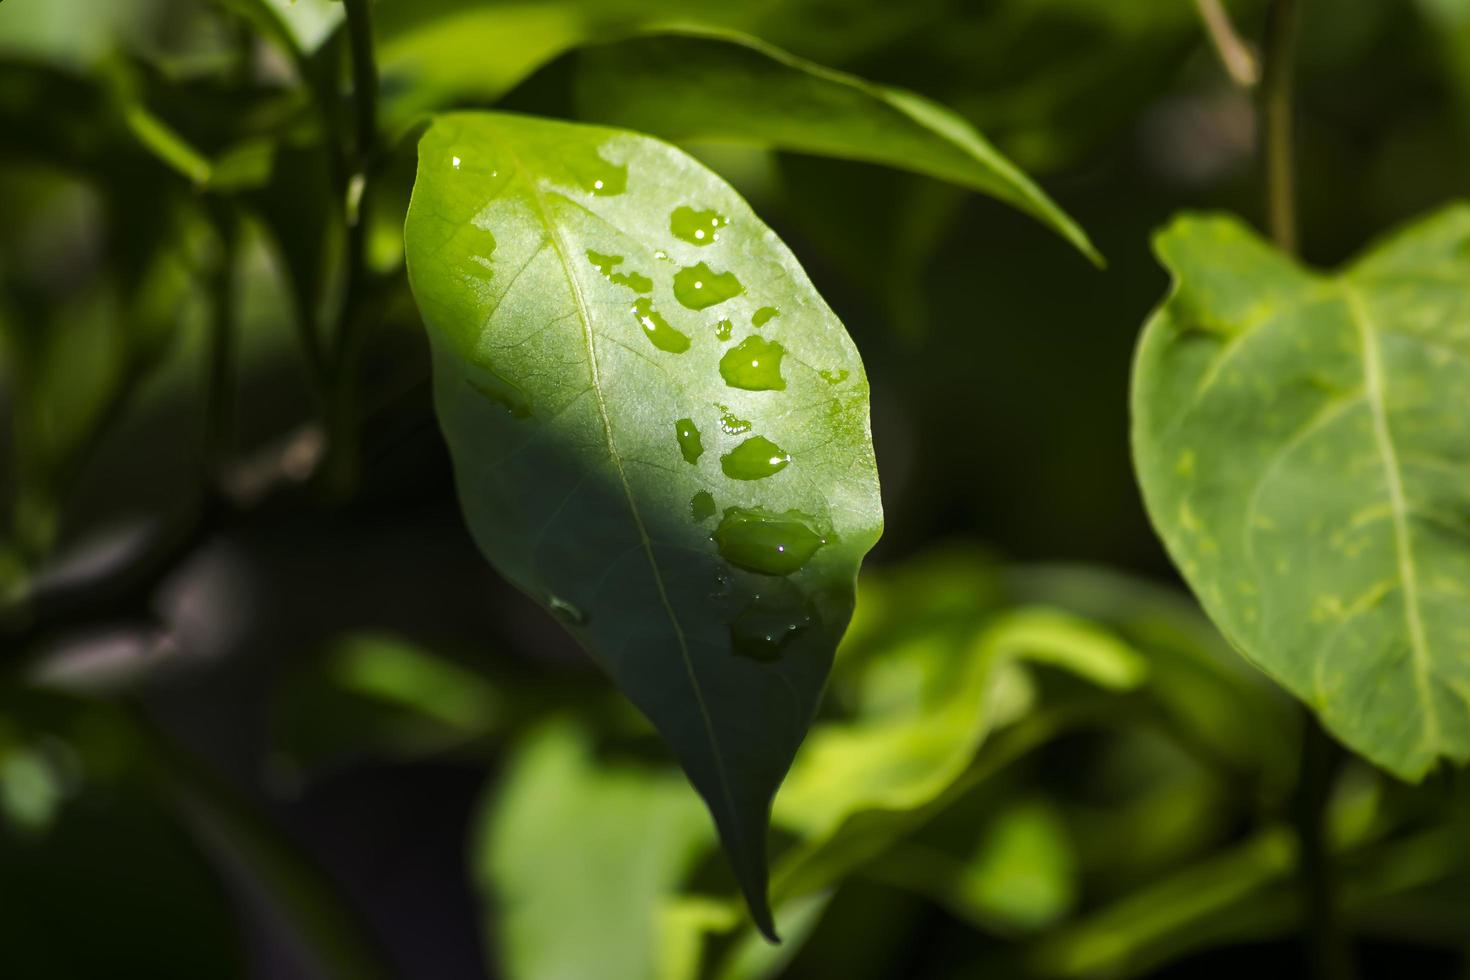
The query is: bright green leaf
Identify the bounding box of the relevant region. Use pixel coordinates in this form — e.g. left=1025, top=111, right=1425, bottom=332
left=950, top=798, right=1077, bottom=931
left=1132, top=207, right=1470, bottom=780
left=404, top=111, right=883, bottom=935
left=548, top=29, right=1099, bottom=264
left=767, top=555, right=1147, bottom=905
left=478, top=720, right=713, bottom=980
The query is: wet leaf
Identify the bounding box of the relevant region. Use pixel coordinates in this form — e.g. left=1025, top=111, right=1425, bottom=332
left=1132, top=207, right=1470, bottom=779
left=404, top=111, right=883, bottom=935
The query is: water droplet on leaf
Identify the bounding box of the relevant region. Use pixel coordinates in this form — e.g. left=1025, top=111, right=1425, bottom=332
left=714, top=319, right=733, bottom=341
left=713, top=507, right=827, bottom=575
left=631, top=298, right=691, bottom=353
left=721, top=436, right=791, bottom=480
left=462, top=225, right=496, bottom=279
left=675, top=418, right=704, bottom=463
left=671, top=206, right=729, bottom=246
left=548, top=595, right=587, bottom=625
left=717, top=407, right=751, bottom=435
left=730, top=590, right=817, bottom=662
left=691, top=490, right=715, bottom=522
left=719, top=337, right=786, bottom=391
left=752, top=306, right=779, bottom=327
left=674, top=262, right=743, bottom=310
left=568, top=148, right=627, bottom=196
left=587, top=249, right=652, bottom=292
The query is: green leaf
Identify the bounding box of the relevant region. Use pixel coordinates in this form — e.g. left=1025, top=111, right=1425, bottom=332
left=1002, top=564, right=1298, bottom=791
left=477, top=720, right=713, bottom=980
left=404, top=111, right=883, bottom=935
left=535, top=29, right=1099, bottom=264
left=767, top=554, right=1147, bottom=904
left=272, top=632, right=511, bottom=772
left=372, top=0, right=912, bottom=130
left=1132, top=206, right=1470, bottom=780
left=954, top=799, right=1077, bottom=931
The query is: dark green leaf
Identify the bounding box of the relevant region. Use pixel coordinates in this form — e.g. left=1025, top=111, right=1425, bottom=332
left=1132, top=207, right=1470, bottom=779
left=529, top=29, right=1098, bottom=263
left=404, top=111, right=883, bottom=934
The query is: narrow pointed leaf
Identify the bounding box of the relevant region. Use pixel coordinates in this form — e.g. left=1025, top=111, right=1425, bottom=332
left=1132, top=207, right=1470, bottom=779
left=545, top=29, right=1100, bottom=265
left=404, top=111, right=883, bottom=934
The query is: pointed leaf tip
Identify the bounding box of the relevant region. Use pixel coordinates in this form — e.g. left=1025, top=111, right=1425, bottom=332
left=405, top=111, right=882, bottom=931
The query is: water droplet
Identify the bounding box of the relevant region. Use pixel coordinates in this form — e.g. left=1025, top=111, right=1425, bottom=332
left=818, top=368, right=849, bottom=385
left=675, top=418, right=704, bottom=463
left=714, top=319, right=733, bottom=341
left=587, top=249, right=652, bottom=293
left=463, top=225, right=497, bottom=279
left=712, top=507, right=827, bottom=575
left=451, top=155, right=461, bottom=169
left=631, top=298, right=691, bottom=353
left=673, top=262, right=743, bottom=310
left=691, top=490, right=715, bottom=522
left=568, top=148, right=627, bottom=196
left=752, top=306, right=779, bottom=327
left=721, top=435, right=791, bottom=480
left=467, top=371, right=531, bottom=419
left=719, top=337, right=786, bottom=391
left=670, top=206, right=729, bottom=246
left=717, top=407, right=751, bottom=435
left=654, top=250, right=669, bottom=261
left=730, top=589, right=818, bottom=662
left=548, top=595, right=587, bottom=625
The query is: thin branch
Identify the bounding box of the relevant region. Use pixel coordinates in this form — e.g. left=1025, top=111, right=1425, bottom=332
left=1291, top=714, right=1357, bottom=980
left=341, top=0, right=379, bottom=166
left=1194, top=0, right=1261, bottom=88
left=319, top=0, right=382, bottom=500
left=1261, top=0, right=1301, bottom=254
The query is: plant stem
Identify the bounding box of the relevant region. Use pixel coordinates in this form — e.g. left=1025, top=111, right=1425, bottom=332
left=1194, top=0, right=1260, bottom=88
left=322, top=0, right=381, bottom=499
left=1291, top=714, right=1356, bottom=980
left=1261, top=0, right=1300, bottom=254
left=1259, top=4, right=1352, bottom=973
left=342, top=0, right=379, bottom=164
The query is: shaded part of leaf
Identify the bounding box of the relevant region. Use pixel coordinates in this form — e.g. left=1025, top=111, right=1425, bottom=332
left=404, top=111, right=882, bottom=938
left=542, top=29, right=1100, bottom=264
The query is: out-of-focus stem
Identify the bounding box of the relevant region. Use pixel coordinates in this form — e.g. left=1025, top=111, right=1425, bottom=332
left=1194, top=0, right=1260, bottom=87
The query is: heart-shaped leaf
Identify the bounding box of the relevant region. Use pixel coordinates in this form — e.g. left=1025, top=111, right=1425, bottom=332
left=404, top=111, right=883, bottom=935
left=1132, top=207, right=1470, bottom=779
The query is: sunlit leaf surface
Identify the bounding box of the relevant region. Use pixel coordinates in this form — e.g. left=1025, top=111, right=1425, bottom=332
left=404, top=111, right=883, bottom=934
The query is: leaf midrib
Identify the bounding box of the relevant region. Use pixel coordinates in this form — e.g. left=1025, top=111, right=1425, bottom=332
left=501, top=138, right=749, bottom=866
left=1342, top=282, right=1441, bottom=757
